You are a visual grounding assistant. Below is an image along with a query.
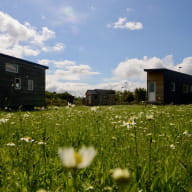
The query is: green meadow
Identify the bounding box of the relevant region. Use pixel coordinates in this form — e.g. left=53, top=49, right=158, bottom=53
left=0, top=105, right=192, bottom=192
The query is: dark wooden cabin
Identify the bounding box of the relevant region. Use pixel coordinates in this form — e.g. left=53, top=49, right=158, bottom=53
left=144, top=68, right=192, bottom=104
left=85, top=89, right=116, bottom=106
left=0, top=53, right=48, bottom=109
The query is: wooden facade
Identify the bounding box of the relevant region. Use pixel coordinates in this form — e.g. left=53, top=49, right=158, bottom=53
left=0, top=53, right=48, bottom=108
left=85, top=89, right=116, bottom=106
left=144, top=68, right=192, bottom=104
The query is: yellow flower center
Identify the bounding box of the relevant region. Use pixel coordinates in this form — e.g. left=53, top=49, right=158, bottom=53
left=74, top=152, right=82, bottom=165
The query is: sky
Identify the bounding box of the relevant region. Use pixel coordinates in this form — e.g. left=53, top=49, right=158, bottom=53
left=1, top=0, right=192, bottom=96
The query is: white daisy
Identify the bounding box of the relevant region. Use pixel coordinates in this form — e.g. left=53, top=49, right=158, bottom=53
left=58, top=146, right=97, bottom=169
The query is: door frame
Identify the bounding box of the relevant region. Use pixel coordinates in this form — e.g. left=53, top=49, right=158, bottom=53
left=148, top=81, right=156, bottom=102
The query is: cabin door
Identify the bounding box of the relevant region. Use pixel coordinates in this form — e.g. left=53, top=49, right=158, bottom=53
left=148, top=82, right=156, bottom=102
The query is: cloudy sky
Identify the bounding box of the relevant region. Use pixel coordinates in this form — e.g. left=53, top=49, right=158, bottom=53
left=1, top=0, right=192, bottom=96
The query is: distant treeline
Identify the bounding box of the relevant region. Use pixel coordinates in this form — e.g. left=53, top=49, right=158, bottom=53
left=45, top=88, right=147, bottom=106
left=115, top=88, right=147, bottom=104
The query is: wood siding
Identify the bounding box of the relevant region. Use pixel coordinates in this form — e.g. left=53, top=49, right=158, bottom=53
left=0, top=54, right=48, bottom=107
left=147, top=71, right=164, bottom=103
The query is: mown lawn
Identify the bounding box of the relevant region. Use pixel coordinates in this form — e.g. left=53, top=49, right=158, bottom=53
left=0, top=105, right=192, bottom=192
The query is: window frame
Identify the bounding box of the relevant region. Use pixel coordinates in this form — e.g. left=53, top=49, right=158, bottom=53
left=15, top=78, right=21, bottom=90
left=5, top=63, right=18, bottom=73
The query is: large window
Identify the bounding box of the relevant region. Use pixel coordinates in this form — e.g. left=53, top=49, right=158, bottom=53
left=5, top=63, right=18, bottom=73
left=15, top=78, right=21, bottom=89
left=28, top=80, right=34, bottom=91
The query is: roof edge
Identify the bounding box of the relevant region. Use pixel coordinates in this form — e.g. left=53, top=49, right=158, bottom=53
left=0, top=53, right=48, bottom=69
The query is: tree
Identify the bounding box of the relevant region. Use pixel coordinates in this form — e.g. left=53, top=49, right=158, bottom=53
left=45, top=91, right=73, bottom=106
left=124, top=91, right=134, bottom=103
left=134, top=88, right=147, bottom=102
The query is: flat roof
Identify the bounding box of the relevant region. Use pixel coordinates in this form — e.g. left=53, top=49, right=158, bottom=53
left=144, top=68, right=171, bottom=72
left=0, top=53, right=48, bottom=69
left=144, top=68, right=192, bottom=77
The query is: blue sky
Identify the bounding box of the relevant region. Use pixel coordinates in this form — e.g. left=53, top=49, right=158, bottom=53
left=1, top=0, right=192, bottom=96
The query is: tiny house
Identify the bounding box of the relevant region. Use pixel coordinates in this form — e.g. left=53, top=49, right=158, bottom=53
left=85, top=89, right=116, bottom=106
left=144, top=68, right=192, bottom=104
left=0, top=53, right=48, bottom=109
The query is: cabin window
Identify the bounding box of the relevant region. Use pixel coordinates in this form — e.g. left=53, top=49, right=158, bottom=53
left=170, top=82, right=175, bottom=92
left=149, top=82, right=155, bottom=92
left=15, top=78, right=21, bottom=89
left=5, top=63, right=18, bottom=73
left=183, top=84, right=189, bottom=94
left=28, top=80, right=34, bottom=91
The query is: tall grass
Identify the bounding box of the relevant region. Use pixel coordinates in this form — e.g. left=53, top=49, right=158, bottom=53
left=0, top=105, right=192, bottom=191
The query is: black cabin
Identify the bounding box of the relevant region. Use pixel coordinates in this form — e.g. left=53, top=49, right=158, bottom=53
left=144, top=68, right=192, bottom=104
left=0, top=53, right=48, bottom=109
left=85, top=89, right=116, bottom=106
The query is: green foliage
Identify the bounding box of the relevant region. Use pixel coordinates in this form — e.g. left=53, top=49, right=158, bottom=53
left=115, top=88, right=146, bottom=104
left=45, top=91, right=75, bottom=106
left=0, top=105, right=192, bottom=191
left=134, top=88, right=147, bottom=103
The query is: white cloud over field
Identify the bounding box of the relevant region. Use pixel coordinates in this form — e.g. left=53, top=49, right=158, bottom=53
left=0, top=11, right=64, bottom=57
left=113, top=55, right=192, bottom=81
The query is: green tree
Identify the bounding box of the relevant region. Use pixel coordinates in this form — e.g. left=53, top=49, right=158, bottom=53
left=124, top=91, right=134, bottom=103
left=134, top=88, right=147, bottom=103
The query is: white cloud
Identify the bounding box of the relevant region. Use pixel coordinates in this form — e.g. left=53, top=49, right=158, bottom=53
left=175, top=57, right=192, bottom=74
left=109, top=17, right=143, bottom=30
left=113, top=56, right=163, bottom=81
left=39, top=59, right=75, bottom=68
left=113, top=55, right=192, bottom=82
left=41, top=43, right=64, bottom=52
left=50, top=64, right=99, bottom=81
left=0, top=11, right=64, bottom=57
left=41, top=59, right=100, bottom=94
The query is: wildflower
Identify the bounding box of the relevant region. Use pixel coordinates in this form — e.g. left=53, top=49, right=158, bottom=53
left=23, top=113, right=30, bottom=118
left=123, top=120, right=136, bottom=129
left=0, top=118, right=9, bottom=124
left=20, top=136, right=34, bottom=142
left=112, top=136, right=117, bottom=140
left=58, top=146, right=97, bottom=169
left=85, top=185, right=94, bottom=191
left=103, top=186, right=113, bottom=191
left=37, top=141, right=46, bottom=145
left=67, top=102, right=75, bottom=108
left=111, top=168, right=131, bottom=182
left=183, top=130, right=191, bottom=136
left=36, top=189, right=47, bottom=192
left=170, top=144, right=176, bottom=150
left=90, top=107, right=98, bottom=112
left=6, top=142, right=16, bottom=146
left=146, top=114, right=154, bottom=120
